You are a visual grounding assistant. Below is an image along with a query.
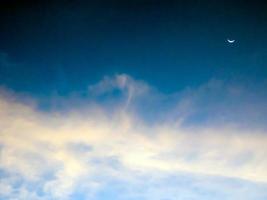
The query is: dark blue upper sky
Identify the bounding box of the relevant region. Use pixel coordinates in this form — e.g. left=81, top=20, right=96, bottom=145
left=0, top=0, right=267, bottom=96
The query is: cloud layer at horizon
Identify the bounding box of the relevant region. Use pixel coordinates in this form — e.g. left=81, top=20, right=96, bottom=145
left=1, top=74, right=267, bottom=200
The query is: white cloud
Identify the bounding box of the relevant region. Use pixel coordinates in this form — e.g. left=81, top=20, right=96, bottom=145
left=1, top=74, right=267, bottom=199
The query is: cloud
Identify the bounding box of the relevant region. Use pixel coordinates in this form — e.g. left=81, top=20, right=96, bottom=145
left=88, top=73, right=150, bottom=109
left=1, top=74, right=267, bottom=199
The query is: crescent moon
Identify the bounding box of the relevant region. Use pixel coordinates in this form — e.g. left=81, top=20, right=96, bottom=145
left=227, top=39, right=235, bottom=43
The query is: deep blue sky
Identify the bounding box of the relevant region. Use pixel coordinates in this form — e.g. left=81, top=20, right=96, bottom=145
left=0, top=0, right=267, bottom=96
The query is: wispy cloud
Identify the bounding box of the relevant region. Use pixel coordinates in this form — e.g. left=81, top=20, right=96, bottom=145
left=1, top=74, right=267, bottom=199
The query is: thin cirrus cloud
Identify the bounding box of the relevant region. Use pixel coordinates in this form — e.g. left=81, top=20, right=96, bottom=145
left=0, top=74, right=267, bottom=200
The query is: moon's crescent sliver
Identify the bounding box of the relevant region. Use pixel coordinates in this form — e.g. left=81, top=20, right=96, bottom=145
left=227, top=39, right=235, bottom=43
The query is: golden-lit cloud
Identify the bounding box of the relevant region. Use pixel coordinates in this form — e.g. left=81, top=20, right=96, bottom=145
left=1, top=75, right=267, bottom=199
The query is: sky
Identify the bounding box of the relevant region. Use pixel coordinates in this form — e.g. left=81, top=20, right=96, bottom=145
left=0, top=0, right=267, bottom=200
